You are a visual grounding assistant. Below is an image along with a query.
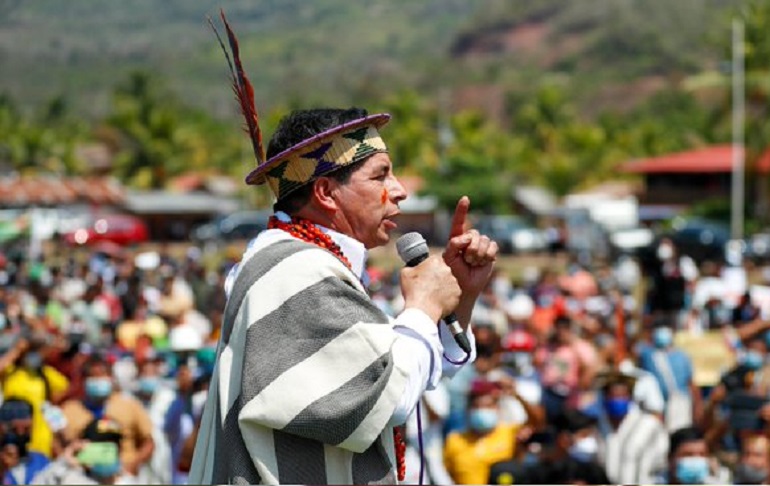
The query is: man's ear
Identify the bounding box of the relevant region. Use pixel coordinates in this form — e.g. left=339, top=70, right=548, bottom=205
left=312, top=177, right=338, bottom=212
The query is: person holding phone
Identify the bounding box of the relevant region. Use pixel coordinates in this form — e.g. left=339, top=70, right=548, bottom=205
left=31, top=417, right=134, bottom=485
left=59, top=355, right=154, bottom=477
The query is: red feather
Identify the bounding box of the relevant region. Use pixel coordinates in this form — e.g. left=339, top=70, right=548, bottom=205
left=208, top=10, right=265, bottom=165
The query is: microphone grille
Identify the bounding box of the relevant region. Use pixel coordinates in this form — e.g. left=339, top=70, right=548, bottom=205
left=396, top=232, right=428, bottom=263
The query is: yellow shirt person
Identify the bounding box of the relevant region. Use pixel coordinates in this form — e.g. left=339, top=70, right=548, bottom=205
left=3, top=363, right=69, bottom=457
left=444, top=381, right=518, bottom=485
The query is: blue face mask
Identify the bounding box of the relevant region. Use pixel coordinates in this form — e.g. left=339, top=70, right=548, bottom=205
left=137, top=377, right=159, bottom=395
left=743, top=351, right=765, bottom=370
left=603, top=398, right=631, bottom=420
left=90, top=461, right=121, bottom=479
left=675, top=456, right=709, bottom=484
left=521, top=452, right=540, bottom=466
left=85, top=378, right=113, bottom=400
left=22, top=351, right=44, bottom=370
left=468, top=408, right=499, bottom=433
left=653, top=327, right=673, bottom=349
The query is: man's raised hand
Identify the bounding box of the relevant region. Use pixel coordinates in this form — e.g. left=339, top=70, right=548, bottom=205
left=442, top=196, right=498, bottom=298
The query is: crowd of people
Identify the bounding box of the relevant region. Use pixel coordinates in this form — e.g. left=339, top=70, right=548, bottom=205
left=0, top=243, right=224, bottom=484
left=0, top=235, right=769, bottom=484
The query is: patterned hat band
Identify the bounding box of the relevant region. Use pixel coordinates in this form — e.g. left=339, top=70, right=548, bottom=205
left=246, top=114, right=391, bottom=200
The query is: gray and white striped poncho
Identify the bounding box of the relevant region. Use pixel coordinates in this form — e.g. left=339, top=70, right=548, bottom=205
left=190, top=234, right=411, bottom=484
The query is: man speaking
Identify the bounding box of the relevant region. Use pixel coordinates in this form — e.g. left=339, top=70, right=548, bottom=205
left=191, top=17, right=498, bottom=485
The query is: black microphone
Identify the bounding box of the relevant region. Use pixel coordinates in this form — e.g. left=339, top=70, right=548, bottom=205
left=396, top=232, right=472, bottom=355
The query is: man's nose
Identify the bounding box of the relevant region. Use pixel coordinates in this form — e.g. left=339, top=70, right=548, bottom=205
left=388, top=176, right=407, bottom=203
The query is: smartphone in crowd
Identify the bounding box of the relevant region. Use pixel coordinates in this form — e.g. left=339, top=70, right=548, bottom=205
left=77, top=442, right=119, bottom=467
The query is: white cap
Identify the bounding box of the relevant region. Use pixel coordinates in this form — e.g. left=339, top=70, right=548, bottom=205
left=169, top=325, right=203, bottom=351
left=507, top=294, right=535, bottom=321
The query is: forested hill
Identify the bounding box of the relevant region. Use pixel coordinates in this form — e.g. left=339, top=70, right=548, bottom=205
left=0, top=0, right=747, bottom=120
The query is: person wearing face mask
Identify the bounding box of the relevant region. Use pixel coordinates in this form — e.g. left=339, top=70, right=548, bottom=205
left=639, top=319, right=700, bottom=432
left=553, top=410, right=602, bottom=465
left=595, top=370, right=669, bottom=484
left=500, top=329, right=544, bottom=426
left=733, top=435, right=770, bottom=484
left=661, top=427, right=730, bottom=484
left=60, top=355, right=154, bottom=479
left=489, top=410, right=611, bottom=485
left=0, top=399, right=51, bottom=485
left=443, top=379, right=519, bottom=485
left=133, top=358, right=174, bottom=485
left=165, top=361, right=204, bottom=485
left=646, top=237, right=698, bottom=324
left=702, top=335, right=770, bottom=450
left=0, top=336, right=69, bottom=458
left=31, top=417, right=136, bottom=485
left=536, top=316, right=598, bottom=423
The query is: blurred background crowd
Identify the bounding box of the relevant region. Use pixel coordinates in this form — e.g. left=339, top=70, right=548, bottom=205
left=2, top=0, right=770, bottom=484
left=0, top=242, right=224, bottom=485
left=1, top=229, right=770, bottom=485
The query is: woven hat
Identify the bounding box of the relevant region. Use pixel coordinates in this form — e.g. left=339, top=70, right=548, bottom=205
left=247, top=113, right=390, bottom=200
left=209, top=12, right=390, bottom=201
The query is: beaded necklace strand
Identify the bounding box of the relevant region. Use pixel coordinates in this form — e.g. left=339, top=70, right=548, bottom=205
left=267, top=214, right=406, bottom=481
left=268, top=215, right=351, bottom=268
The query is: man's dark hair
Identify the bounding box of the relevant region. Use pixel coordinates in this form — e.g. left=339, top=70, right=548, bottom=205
left=554, top=409, right=597, bottom=434
left=83, top=354, right=112, bottom=377
left=668, top=427, right=704, bottom=459
left=266, top=107, right=370, bottom=215
left=554, top=316, right=572, bottom=329
left=0, top=399, right=33, bottom=422
left=82, top=417, right=123, bottom=444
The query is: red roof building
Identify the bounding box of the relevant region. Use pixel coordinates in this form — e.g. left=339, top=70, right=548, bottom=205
left=0, top=176, right=125, bottom=208
left=623, top=145, right=770, bottom=174
left=621, top=145, right=770, bottom=206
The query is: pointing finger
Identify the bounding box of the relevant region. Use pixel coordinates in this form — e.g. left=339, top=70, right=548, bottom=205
left=448, top=196, right=471, bottom=238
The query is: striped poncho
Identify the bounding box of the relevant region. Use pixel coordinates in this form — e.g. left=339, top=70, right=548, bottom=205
left=190, top=233, right=413, bottom=484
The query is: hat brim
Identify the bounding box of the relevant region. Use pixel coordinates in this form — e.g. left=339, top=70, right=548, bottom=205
left=245, top=113, right=391, bottom=186
left=594, top=369, right=637, bottom=390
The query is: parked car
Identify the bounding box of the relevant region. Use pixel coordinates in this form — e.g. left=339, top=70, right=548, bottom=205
left=191, top=210, right=271, bottom=242
left=745, top=232, right=770, bottom=263
left=62, top=214, right=149, bottom=246
left=639, top=217, right=730, bottom=268
left=608, top=226, right=655, bottom=258
left=474, top=215, right=547, bottom=254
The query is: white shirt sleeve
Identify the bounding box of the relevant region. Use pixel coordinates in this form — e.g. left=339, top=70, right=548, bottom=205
left=387, top=309, right=476, bottom=426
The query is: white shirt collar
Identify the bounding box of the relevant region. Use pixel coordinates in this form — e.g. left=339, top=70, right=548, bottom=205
left=275, top=211, right=369, bottom=285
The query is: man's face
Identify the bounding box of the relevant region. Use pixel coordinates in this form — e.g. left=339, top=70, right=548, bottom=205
left=742, top=438, right=770, bottom=471
left=327, top=153, right=406, bottom=249
left=177, top=364, right=194, bottom=393
left=671, top=439, right=709, bottom=483
left=671, top=438, right=708, bottom=463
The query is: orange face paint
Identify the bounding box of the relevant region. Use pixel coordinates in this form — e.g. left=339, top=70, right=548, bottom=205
left=381, top=188, right=388, bottom=205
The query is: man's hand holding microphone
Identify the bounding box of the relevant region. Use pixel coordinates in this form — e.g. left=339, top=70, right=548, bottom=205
left=397, top=196, right=498, bottom=348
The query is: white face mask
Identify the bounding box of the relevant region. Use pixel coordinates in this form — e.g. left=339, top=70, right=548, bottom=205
left=657, top=244, right=674, bottom=261
left=568, top=436, right=598, bottom=463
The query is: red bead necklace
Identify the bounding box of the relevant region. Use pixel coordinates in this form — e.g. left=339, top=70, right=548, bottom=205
left=268, top=214, right=406, bottom=481
left=268, top=215, right=351, bottom=269
left=393, top=426, right=406, bottom=481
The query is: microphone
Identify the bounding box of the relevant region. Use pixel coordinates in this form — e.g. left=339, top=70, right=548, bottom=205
left=396, top=232, right=472, bottom=354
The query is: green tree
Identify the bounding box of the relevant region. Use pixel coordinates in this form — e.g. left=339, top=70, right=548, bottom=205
left=0, top=93, right=86, bottom=175
left=103, top=71, right=242, bottom=189
left=423, top=111, right=518, bottom=213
